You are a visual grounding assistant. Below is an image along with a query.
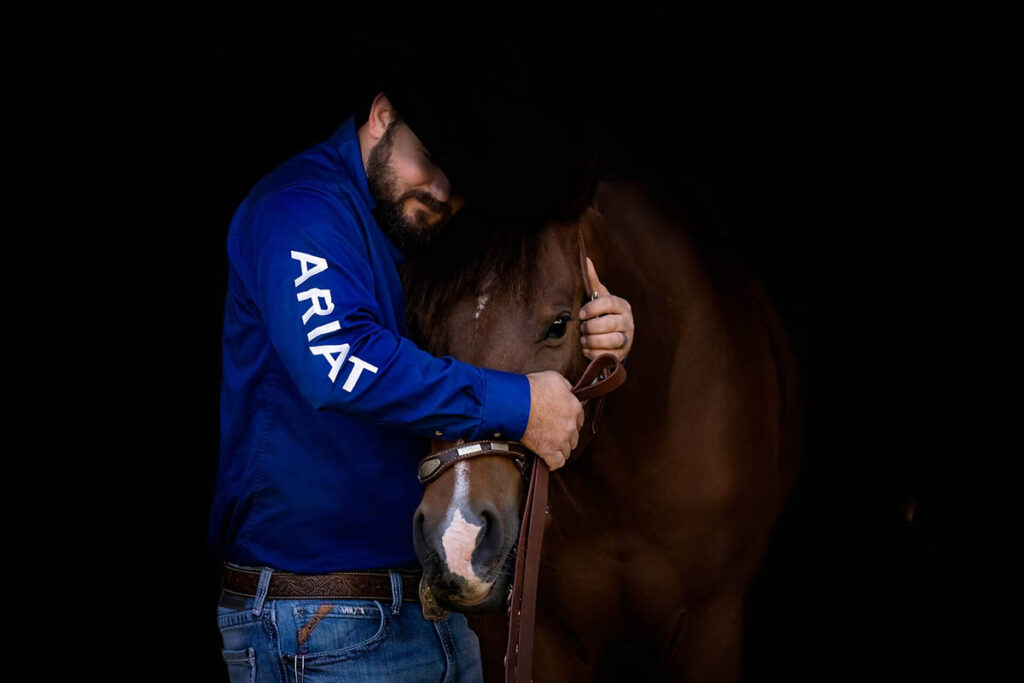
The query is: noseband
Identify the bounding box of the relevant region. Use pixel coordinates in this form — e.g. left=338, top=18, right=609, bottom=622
left=416, top=228, right=627, bottom=683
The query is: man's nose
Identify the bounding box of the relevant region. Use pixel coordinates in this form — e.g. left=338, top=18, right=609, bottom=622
left=428, top=170, right=453, bottom=204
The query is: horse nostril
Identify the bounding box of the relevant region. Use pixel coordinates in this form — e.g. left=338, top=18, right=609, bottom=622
left=479, top=509, right=493, bottom=533
left=472, top=507, right=504, bottom=565
left=413, top=507, right=442, bottom=572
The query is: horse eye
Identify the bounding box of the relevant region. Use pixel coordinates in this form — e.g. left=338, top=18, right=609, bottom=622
left=545, top=315, right=570, bottom=339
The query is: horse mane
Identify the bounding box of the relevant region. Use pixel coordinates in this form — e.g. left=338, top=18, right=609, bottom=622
left=400, top=207, right=548, bottom=355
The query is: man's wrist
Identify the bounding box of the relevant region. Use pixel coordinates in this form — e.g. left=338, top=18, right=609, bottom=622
left=471, top=368, right=531, bottom=441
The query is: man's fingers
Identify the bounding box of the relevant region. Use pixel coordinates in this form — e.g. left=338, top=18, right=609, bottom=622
left=579, top=294, right=630, bottom=320
left=543, top=448, right=567, bottom=471
left=582, top=331, right=630, bottom=350
left=580, top=313, right=627, bottom=336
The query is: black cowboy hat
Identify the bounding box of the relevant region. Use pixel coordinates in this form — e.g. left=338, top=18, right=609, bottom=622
left=377, top=45, right=599, bottom=226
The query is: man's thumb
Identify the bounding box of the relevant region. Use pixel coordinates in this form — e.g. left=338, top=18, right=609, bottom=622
left=586, top=257, right=609, bottom=297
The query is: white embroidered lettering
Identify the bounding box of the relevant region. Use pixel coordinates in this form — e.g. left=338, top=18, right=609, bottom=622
left=310, top=344, right=350, bottom=383
left=342, top=356, right=379, bottom=392
left=291, top=251, right=328, bottom=287
left=307, top=320, right=341, bottom=342
left=291, top=249, right=379, bottom=388
left=296, top=288, right=335, bottom=324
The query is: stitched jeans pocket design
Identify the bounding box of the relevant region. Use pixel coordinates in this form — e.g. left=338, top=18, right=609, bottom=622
left=283, top=599, right=390, bottom=679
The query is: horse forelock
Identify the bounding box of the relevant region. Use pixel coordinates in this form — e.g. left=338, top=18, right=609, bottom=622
left=401, top=209, right=549, bottom=355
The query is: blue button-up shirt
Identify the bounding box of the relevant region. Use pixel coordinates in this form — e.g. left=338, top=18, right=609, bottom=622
left=207, top=117, right=532, bottom=572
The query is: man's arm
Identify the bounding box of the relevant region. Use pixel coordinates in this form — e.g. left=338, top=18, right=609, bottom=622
left=231, top=185, right=530, bottom=442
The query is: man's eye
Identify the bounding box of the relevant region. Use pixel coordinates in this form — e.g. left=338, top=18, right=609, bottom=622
left=545, top=315, right=571, bottom=339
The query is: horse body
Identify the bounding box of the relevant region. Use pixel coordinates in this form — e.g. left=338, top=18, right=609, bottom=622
left=408, top=180, right=801, bottom=682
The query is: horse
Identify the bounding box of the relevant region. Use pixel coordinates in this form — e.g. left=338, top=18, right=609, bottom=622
left=402, top=179, right=802, bottom=682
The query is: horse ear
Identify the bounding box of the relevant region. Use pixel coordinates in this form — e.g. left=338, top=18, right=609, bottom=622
left=581, top=203, right=604, bottom=226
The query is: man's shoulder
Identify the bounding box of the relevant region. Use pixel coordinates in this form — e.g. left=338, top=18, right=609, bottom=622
left=224, top=119, right=376, bottom=260
left=229, top=155, right=364, bottom=242
left=247, top=145, right=360, bottom=219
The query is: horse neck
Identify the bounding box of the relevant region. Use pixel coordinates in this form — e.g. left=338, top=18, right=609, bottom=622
left=569, top=181, right=732, bottom=487
left=573, top=180, right=802, bottom=509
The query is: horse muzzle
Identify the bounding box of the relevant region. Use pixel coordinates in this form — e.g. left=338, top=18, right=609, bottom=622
left=413, top=493, right=519, bottom=613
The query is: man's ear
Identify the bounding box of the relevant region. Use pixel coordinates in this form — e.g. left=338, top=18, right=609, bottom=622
left=367, top=93, right=396, bottom=142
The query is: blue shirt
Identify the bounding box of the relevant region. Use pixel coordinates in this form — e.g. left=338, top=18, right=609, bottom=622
left=207, top=117, right=532, bottom=572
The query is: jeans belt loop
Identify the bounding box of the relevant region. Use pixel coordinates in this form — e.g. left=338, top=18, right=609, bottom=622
left=252, top=566, right=274, bottom=617
left=389, top=570, right=402, bottom=616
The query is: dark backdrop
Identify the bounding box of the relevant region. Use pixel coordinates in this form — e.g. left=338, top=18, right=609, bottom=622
left=100, top=21, right=1003, bottom=681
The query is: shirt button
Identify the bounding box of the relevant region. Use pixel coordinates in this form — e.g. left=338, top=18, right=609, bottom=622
left=493, top=432, right=502, bottom=438
left=435, top=430, right=443, bottom=437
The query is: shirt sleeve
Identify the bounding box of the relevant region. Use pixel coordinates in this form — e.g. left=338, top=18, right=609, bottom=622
left=228, top=185, right=531, bottom=442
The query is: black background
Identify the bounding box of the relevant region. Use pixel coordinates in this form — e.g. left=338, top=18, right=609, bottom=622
left=78, top=16, right=1006, bottom=681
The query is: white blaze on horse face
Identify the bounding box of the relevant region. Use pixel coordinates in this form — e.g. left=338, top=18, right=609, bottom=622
left=473, top=276, right=496, bottom=321
left=441, top=461, right=494, bottom=599
left=474, top=293, right=490, bottom=320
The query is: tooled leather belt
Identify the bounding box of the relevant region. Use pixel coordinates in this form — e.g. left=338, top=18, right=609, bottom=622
left=221, top=563, right=422, bottom=602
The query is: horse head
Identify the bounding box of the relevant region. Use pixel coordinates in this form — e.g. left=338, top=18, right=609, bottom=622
left=403, top=208, right=599, bottom=612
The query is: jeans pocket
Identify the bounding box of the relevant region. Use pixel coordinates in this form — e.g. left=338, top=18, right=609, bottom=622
left=217, top=603, right=260, bottom=652
left=221, top=647, right=256, bottom=683
left=283, top=599, right=390, bottom=676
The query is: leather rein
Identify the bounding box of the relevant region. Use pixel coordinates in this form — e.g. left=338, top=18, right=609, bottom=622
left=415, top=229, right=627, bottom=683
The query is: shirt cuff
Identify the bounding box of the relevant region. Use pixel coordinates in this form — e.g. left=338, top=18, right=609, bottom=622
left=471, top=368, right=532, bottom=442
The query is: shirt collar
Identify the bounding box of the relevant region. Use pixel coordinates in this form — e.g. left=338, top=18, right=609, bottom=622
left=330, top=116, right=376, bottom=212
left=329, top=116, right=408, bottom=265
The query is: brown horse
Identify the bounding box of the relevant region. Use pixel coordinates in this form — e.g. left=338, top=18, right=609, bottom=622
left=403, top=180, right=802, bottom=682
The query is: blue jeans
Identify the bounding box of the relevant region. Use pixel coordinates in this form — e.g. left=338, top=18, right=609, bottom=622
left=216, top=565, right=483, bottom=682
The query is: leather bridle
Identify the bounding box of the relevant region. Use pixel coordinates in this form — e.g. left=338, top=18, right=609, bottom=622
left=416, top=229, right=627, bottom=683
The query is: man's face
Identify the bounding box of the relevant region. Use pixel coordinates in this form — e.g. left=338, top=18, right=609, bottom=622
left=366, top=118, right=463, bottom=252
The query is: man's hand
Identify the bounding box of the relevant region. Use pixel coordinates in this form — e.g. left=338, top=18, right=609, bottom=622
left=520, top=371, right=584, bottom=470
left=579, top=257, right=635, bottom=363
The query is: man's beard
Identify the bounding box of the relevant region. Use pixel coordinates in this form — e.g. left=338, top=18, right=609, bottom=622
left=366, top=121, right=453, bottom=253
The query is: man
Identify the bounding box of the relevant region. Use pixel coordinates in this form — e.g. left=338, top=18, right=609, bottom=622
left=208, top=89, right=635, bottom=681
